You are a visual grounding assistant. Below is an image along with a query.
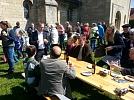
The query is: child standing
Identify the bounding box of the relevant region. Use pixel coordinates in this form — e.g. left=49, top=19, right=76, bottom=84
left=23, top=45, right=40, bottom=91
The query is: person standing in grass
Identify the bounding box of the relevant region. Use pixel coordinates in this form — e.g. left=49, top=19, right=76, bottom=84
left=0, top=21, right=15, bottom=74
left=23, top=45, right=40, bottom=89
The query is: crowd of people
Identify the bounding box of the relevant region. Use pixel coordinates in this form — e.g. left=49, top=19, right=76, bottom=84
left=0, top=20, right=134, bottom=99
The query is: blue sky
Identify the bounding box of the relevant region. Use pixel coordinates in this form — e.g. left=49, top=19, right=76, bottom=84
left=131, top=0, right=134, bottom=8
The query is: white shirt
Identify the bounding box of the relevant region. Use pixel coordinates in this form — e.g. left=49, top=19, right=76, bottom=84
left=38, top=31, right=45, bottom=49
left=77, top=44, right=84, bottom=60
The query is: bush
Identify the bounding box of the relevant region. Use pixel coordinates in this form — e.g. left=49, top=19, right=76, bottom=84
left=129, top=19, right=134, bottom=28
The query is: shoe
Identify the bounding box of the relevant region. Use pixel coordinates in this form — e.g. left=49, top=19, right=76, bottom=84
left=8, top=68, right=14, bottom=74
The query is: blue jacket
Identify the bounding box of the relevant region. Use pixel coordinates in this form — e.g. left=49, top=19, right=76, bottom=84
left=106, top=30, right=124, bottom=59
left=97, top=25, right=104, bottom=37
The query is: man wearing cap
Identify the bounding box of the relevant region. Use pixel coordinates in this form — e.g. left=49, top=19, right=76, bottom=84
left=122, top=24, right=131, bottom=41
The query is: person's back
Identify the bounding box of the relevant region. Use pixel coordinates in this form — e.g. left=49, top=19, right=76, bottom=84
left=38, top=46, right=76, bottom=99
left=24, top=57, right=40, bottom=87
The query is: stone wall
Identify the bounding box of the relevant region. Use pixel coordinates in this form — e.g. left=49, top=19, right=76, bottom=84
left=0, top=0, right=27, bottom=29
left=0, top=0, right=131, bottom=31
left=110, top=0, right=131, bottom=30
left=80, top=0, right=111, bottom=26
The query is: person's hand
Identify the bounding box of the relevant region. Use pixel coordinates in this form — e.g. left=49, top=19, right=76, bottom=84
left=2, top=31, right=7, bottom=36
left=44, top=39, right=48, bottom=44
left=37, top=40, right=40, bottom=44
left=105, top=46, right=113, bottom=51
left=68, top=62, right=74, bottom=68
left=110, top=61, right=120, bottom=71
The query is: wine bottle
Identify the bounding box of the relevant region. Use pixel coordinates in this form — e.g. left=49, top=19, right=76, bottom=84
left=92, top=60, right=96, bottom=74
left=66, top=54, right=69, bottom=65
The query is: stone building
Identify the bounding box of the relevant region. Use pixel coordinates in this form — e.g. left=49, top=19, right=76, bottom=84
left=0, top=0, right=132, bottom=31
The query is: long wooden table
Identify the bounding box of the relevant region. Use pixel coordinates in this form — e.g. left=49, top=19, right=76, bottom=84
left=59, top=54, right=134, bottom=100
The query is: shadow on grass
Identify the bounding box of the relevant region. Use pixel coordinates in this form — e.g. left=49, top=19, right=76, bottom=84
left=0, top=86, right=39, bottom=100
left=0, top=72, right=24, bottom=79
left=0, top=61, right=6, bottom=64
left=70, top=79, right=117, bottom=100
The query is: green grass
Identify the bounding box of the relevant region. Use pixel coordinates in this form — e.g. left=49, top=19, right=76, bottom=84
left=0, top=47, right=119, bottom=100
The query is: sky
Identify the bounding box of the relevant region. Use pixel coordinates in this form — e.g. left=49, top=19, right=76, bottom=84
left=131, top=0, right=134, bottom=8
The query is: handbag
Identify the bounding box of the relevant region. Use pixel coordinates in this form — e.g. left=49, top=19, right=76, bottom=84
left=94, top=45, right=106, bottom=58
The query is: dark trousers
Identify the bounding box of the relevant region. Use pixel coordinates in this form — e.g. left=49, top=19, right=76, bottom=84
left=59, top=34, right=65, bottom=50
left=51, top=44, right=58, bottom=48
left=96, top=60, right=110, bottom=69
left=67, top=33, right=72, bottom=39
left=35, top=48, right=47, bottom=62
left=97, top=36, right=103, bottom=45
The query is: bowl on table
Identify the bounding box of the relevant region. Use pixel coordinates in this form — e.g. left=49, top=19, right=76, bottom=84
left=99, top=68, right=110, bottom=77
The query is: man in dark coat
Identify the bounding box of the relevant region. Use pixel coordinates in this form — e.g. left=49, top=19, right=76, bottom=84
left=29, top=22, right=49, bottom=61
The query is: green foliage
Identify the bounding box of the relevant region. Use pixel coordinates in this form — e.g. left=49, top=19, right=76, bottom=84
left=129, top=19, right=134, bottom=28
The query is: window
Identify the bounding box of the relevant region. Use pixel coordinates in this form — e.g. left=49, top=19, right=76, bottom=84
left=23, top=2, right=29, bottom=19
left=67, top=9, right=72, bottom=22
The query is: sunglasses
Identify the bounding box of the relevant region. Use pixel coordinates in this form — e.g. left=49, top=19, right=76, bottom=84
left=129, top=34, right=134, bottom=36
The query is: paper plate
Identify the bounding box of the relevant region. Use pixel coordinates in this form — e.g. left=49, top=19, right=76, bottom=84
left=81, top=71, right=92, bottom=76
left=110, top=72, right=122, bottom=78
left=87, top=64, right=92, bottom=69
left=129, top=84, right=134, bottom=90
left=124, top=76, right=134, bottom=82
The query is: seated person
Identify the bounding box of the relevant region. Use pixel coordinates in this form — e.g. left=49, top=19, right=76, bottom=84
left=23, top=45, right=40, bottom=88
left=110, top=47, right=134, bottom=76
left=96, top=24, right=124, bottom=69
left=65, top=37, right=76, bottom=57
left=121, top=28, right=134, bottom=67
left=74, top=36, right=93, bottom=63
left=38, top=46, right=76, bottom=99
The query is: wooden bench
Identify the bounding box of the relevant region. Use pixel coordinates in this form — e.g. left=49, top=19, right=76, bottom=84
left=21, top=73, right=59, bottom=100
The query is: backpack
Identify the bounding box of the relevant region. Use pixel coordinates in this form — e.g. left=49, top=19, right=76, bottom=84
left=94, top=45, right=106, bottom=58
left=14, top=36, right=21, bottom=49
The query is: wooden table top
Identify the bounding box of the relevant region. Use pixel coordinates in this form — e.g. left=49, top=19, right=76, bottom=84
left=59, top=54, right=134, bottom=100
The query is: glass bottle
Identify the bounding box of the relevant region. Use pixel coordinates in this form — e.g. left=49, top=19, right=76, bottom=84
left=92, top=60, right=96, bottom=74
left=64, top=52, right=67, bottom=60
left=66, top=54, right=69, bottom=65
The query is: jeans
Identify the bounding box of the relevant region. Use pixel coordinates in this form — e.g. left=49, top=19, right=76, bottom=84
left=90, top=39, right=96, bottom=52
left=13, top=52, right=19, bottom=62
left=46, top=43, right=50, bottom=52
left=59, top=34, right=65, bottom=50
left=97, top=36, right=103, bottom=45
left=3, top=46, right=14, bottom=69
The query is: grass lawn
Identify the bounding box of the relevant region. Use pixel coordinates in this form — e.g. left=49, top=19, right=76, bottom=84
left=0, top=47, right=119, bottom=100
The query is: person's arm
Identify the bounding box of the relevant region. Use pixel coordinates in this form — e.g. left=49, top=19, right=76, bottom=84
left=110, top=62, right=134, bottom=76
left=6, top=30, right=15, bottom=41
left=121, top=68, right=134, bottom=76
left=64, top=63, right=76, bottom=79
left=84, top=44, right=92, bottom=59
left=112, top=33, right=125, bottom=50
left=35, top=64, right=41, bottom=79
